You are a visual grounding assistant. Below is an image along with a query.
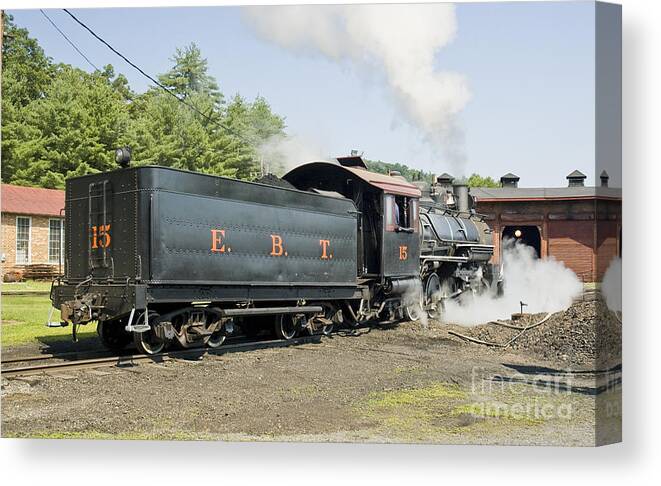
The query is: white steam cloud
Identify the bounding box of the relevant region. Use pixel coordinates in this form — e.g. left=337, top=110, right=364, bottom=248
left=243, top=4, right=471, bottom=175
left=601, top=257, right=622, bottom=312
left=257, top=133, right=328, bottom=174
left=443, top=240, right=583, bottom=326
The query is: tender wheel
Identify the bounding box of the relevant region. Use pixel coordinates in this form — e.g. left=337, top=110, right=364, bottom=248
left=133, top=311, right=165, bottom=355
left=274, top=314, right=298, bottom=340
left=206, top=333, right=226, bottom=348
left=206, top=321, right=227, bottom=348
left=97, top=319, right=132, bottom=351
left=424, top=273, right=442, bottom=320
left=311, top=303, right=337, bottom=336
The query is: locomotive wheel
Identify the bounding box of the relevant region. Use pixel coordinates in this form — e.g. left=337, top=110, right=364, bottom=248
left=97, top=319, right=132, bottom=351
left=133, top=311, right=165, bottom=355
left=274, top=314, right=298, bottom=340
left=425, top=273, right=442, bottom=320
left=404, top=300, right=424, bottom=322
left=403, top=285, right=424, bottom=322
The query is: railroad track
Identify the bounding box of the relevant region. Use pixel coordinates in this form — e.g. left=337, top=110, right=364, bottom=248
left=1, top=333, right=258, bottom=365
left=1, top=349, right=120, bottom=365
left=1, top=335, right=322, bottom=378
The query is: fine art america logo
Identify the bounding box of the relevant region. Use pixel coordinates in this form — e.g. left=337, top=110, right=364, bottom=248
left=470, top=366, right=621, bottom=421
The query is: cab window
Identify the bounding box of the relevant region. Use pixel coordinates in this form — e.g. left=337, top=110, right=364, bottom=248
left=385, top=195, right=418, bottom=232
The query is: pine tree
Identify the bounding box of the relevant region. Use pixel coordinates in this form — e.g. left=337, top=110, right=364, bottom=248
left=1, top=19, right=288, bottom=187
left=1, top=14, right=55, bottom=182
left=157, top=43, right=223, bottom=109
left=8, top=66, right=131, bottom=188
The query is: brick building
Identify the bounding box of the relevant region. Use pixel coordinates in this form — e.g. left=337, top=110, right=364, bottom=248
left=1, top=184, right=66, bottom=278
left=471, top=170, right=621, bottom=283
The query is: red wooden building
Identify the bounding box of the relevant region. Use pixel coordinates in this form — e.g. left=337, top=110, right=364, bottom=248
left=471, top=170, right=621, bottom=283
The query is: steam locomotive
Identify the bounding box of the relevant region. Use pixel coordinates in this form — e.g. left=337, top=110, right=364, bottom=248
left=414, top=173, right=498, bottom=318
left=49, top=154, right=496, bottom=354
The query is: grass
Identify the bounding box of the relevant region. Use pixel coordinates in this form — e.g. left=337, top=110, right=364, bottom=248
left=365, top=383, right=467, bottom=409
left=356, top=381, right=571, bottom=441
left=2, top=280, right=53, bottom=293
left=357, top=383, right=469, bottom=440
left=1, top=291, right=95, bottom=347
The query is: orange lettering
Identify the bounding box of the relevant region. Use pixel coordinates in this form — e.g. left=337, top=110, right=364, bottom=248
left=100, top=224, right=111, bottom=248
left=399, top=245, right=408, bottom=260
left=319, top=239, right=330, bottom=259
left=91, top=224, right=111, bottom=249
left=211, top=229, right=226, bottom=253
left=270, top=234, right=284, bottom=256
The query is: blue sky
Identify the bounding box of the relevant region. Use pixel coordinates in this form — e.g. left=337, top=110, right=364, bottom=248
left=9, top=2, right=598, bottom=187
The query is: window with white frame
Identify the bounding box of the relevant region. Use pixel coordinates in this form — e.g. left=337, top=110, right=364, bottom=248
left=15, top=217, right=31, bottom=264
left=49, top=219, right=65, bottom=264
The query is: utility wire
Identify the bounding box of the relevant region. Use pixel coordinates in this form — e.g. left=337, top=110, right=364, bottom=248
left=40, top=9, right=99, bottom=71
left=62, top=8, right=248, bottom=143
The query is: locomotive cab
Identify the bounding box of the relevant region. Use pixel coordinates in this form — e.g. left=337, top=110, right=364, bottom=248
left=284, top=158, right=421, bottom=281
left=284, top=158, right=422, bottom=322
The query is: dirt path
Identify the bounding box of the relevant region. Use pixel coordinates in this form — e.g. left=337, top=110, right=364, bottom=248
left=1, top=317, right=621, bottom=445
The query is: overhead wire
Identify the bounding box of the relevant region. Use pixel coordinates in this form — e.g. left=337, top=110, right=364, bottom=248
left=61, top=8, right=250, bottom=144
left=39, top=9, right=99, bottom=71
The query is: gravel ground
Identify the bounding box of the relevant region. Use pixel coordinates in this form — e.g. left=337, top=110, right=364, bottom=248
left=1, top=301, right=622, bottom=446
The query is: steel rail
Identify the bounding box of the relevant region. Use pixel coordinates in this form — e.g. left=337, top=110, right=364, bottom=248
left=1, top=350, right=118, bottom=365
left=1, top=335, right=322, bottom=378
left=0, top=334, right=268, bottom=365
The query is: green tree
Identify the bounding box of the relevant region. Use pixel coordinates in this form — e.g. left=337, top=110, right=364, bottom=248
left=1, top=14, right=54, bottom=107
left=1, top=19, right=288, bottom=187
left=7, top=65, right=131, bottom=188
left=246, top=95, right=286, bottom=142
left=128, top=90, right=238, bottom=177
left=157, top=43, right=222, bottom=108
left=1, top=14, right=56, bottom=182
left=133, top=46, right=286, bottom=180
left=100, top=64, right=134, bottom=101
left=467, top=173, right=500, bottom=188
left=365, top=159, right=433, bottom=183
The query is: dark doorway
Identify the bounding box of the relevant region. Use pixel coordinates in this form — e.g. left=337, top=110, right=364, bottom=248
left=502, top=225, right=541, bottom=258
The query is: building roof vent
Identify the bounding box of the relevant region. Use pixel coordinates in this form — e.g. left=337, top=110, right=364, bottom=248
left=566, top=169, right=587, bottom=187
left=600, top=170, right=610, bottom=187
left=500, top=172, right=520, bottom=188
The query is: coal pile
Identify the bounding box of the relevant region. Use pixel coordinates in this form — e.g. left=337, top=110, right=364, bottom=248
left=446, top=299, right=622, bottom=368
left=254, top=173, right=297, bottom=190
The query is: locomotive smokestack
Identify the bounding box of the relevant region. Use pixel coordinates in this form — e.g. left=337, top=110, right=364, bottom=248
left=453, top=181, right=470, bottom=213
